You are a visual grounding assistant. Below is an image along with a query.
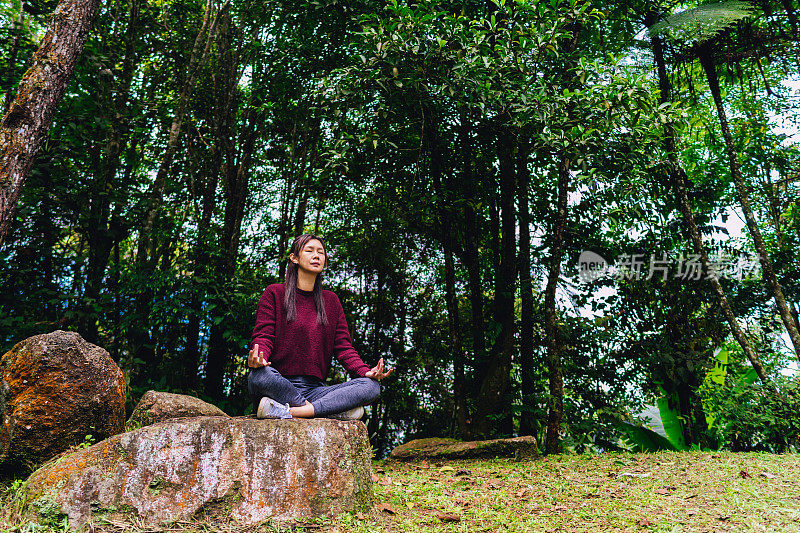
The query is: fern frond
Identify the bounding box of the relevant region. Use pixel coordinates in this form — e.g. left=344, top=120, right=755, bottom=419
left=649, top=0, right=755, bottom=44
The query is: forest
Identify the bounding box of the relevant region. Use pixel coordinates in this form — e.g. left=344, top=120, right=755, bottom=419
left=1, top=0, right=800, bottom=459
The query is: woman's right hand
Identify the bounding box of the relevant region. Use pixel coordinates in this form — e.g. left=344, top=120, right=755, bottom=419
left=247, top=343, right=270, bottom=368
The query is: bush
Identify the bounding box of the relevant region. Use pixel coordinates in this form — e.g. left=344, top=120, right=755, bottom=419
left=705, top=376, right=800, bottom=452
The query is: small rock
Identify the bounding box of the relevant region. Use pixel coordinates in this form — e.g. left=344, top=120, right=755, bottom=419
left=390, top=436, right=538, bottom=461
left=126, top=390, right=227, bottom=430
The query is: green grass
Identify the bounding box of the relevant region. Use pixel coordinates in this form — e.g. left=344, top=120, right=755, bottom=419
left=2, top=452, right=799, bottom=532
left=357, top=452, right=800, bottom=533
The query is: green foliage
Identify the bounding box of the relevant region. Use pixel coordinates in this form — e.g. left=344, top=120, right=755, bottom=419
left=649, top=0, right=755, bottom=44
left=704, top=376, right=800, bottom=452
left=617, top=421, right=682, bottom=452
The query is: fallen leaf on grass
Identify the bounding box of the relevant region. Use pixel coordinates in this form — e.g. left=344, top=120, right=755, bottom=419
left=371, top=474, right=379, bottom=483
left=438, top=513, right=461, bottom=522
left=484, top=479, right=502, bottom=489
left=760, top=472, right=776, bottom=479
left=375, top=503, right=397, bottom=515
left=516, top=489, right=527, bottom=498
left=621, top=472, right=652, bottom=478
left=655, top=488, right=670, bottom=495
left=405, top=502, right=414, bottom=509
left=356, top=512, right=365, bottom=520
left=637, top=518, right=653, bottom=526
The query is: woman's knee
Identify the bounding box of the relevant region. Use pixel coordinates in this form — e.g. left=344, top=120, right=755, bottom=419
left=356, top=377, right=381, bottom=403
left=247, top=365, right=283, bottom=393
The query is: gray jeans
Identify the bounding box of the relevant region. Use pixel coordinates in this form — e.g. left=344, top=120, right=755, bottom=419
left=247, top=366, right=381, bottom=417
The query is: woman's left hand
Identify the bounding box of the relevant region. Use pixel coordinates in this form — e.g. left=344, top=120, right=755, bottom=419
left=365, top=358, right=394, bottom=381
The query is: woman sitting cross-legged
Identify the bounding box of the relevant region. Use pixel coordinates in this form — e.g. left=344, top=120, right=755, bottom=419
left=247, top=233, right=393, bottom=420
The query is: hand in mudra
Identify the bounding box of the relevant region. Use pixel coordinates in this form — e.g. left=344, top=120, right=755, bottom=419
left=365, top=358, right=394, bottom=381
left=248, top=344, right=270, bottom=368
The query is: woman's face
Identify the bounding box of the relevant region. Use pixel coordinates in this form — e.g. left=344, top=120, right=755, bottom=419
left=291, top=238, right=326, bottom=276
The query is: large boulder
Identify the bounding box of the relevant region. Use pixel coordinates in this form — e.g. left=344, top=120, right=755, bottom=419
left=20, top=416, right=373, bottom=528
left=390, top=436, right=539, bottom=460
left=0, top=331, right=126, bottom=475
left=126, top=390, right=228, bottom=431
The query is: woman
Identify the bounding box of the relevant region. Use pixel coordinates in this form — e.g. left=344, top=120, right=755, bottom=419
left=247, top=233, right=393, bottom=420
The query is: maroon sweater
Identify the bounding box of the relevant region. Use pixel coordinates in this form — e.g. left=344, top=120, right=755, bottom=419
left=250, top=283, right=370, bottom=380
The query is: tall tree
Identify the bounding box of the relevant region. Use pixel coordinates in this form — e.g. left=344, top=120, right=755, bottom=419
left=130, top=0, right=225, bottom=374
left=0, top=0, right=100, bottom=246
left=646, top=15, right=770, bottom=383
left=205, top=5, right=266, bottom=399
left=652, top=0, right=800, bottom=359
left=517, top=142, right=538, bottom=436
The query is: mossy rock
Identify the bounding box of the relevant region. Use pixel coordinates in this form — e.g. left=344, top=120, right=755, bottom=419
left=390, top=436, right=539, bottom=460
left=0, top=330, right=126, bottom=477
left=20, top=416, right=373, bottom=528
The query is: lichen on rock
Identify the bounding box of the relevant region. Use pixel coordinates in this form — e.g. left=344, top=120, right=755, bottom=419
left=20, top=416, right=373, bottom=528
left=0, top=330, right=126, bottom=476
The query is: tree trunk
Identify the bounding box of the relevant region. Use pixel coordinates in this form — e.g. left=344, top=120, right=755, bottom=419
left=2, top=4, right=25, bottom=113
left=0, top=0, right=100, bottom=246
left=81, top=0, right=142, bottom=342
left=444, top=238, right=467, bottom=437
left=543, top=154, right=569, bottom=454
left=458, top=109, right=486, bottom=409
left=276, top=120, right=302, bottom=280
left=292, top=114, right=321, bottom=237
left=471, top=126, right=517, bottom=439
left=542, top=22, right=582, bottom=454
left=130, top=0, right=224, bottom=377
left=699, top=44, right=800, bottom=360
left=205, top=15, right=265, bottom=398
left=184, top=130, right=220, bottom=392
left=136, top=0, right=225, bottom=264
left=426, top=103, right=468, bottom=438
left=650, top=32, right=769, bottom=383
left=517, top=143, right=537, bottom=436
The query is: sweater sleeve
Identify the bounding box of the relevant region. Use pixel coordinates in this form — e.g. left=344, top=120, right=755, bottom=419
left=251, top=286, right=278, bottom=362
left=331, top=295, right=370, bottom=377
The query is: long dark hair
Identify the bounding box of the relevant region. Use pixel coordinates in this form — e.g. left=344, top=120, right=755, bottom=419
left=284, top=233, right=328, bottom=325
